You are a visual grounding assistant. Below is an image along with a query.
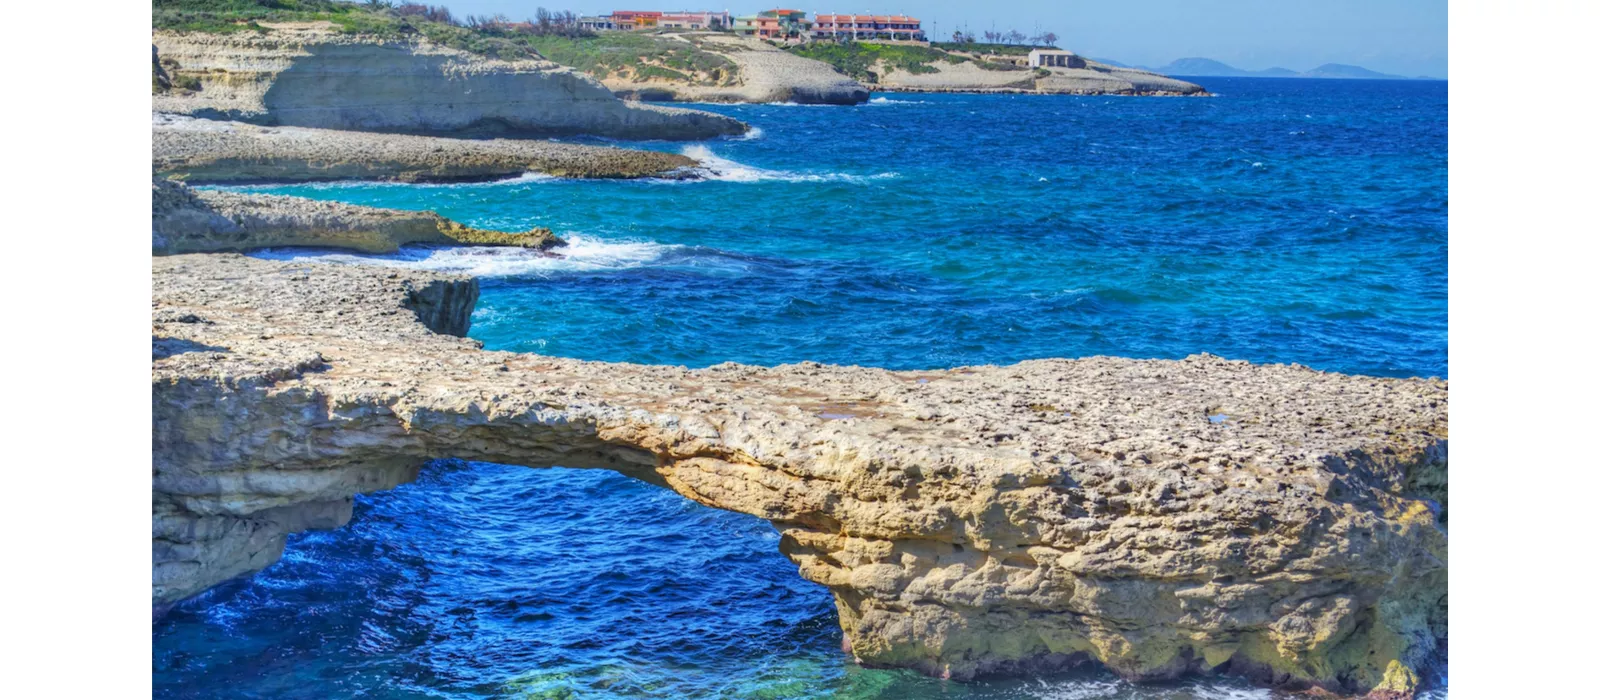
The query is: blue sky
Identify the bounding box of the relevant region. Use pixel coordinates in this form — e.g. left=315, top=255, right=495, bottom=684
left=433, top=0, right=1448, bottom=77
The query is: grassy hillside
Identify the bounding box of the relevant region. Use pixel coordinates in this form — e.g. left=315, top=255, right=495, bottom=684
left=930, top=41, right=1057, bottom=57
left=154, top=1, right=736, bottom=81
left=788, top=42, right=1024, bottom=81
left=524, top=34, right=737, bottom=85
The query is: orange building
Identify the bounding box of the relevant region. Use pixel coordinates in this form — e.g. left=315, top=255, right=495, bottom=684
left=611, top=10, right=663, bottom=30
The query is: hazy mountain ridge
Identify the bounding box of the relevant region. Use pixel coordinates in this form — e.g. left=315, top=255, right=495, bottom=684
left=1112, top=57, right=1439, bottom=80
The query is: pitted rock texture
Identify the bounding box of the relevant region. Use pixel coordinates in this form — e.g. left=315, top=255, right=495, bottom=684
left=153, top=114, right=700, bottom=183
left=152, top=26, right=748, bottom=140
left=152, top=254, right=1446, bottom=696
left=152, top=178, right=563, bottom=254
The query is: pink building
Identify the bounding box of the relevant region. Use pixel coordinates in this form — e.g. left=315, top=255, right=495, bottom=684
left=811, top=14, right=926, bottom=41
left=659, top=11, right=733, bottom=29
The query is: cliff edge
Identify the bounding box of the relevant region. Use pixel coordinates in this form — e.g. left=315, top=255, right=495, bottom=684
left=152, top=24, right=748, bottom=140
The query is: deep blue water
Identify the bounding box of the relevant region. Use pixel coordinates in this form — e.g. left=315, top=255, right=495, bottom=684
left=157, top=78, right=1448, bottom=698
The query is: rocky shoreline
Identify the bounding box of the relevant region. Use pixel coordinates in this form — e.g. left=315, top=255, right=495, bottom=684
left=150, top=14, right=1441, bottom=697
left=871, top=58, right=1210, bottom=96
left=153, top=251, right=1446, bottom=697
left=154, top=114, right=700, bottom=184
left=153, top=178, right=564, bottom=254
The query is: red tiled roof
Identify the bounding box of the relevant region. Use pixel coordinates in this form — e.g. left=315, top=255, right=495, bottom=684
left=814, top=14, right=920, bottom=23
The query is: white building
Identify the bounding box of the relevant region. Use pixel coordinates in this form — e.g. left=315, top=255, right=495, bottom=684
left=1029, top=49, right=1085, bottom=69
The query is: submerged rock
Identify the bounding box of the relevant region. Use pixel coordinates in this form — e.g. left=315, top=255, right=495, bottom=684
left=152, top=26, right=747, bottom=140
left=152, top=178, right=563, bottom=254
left=152, top=255, right=1446, bottom=697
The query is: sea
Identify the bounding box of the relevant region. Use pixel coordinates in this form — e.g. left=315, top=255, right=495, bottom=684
left=153, top=77, right=1448, bottom=699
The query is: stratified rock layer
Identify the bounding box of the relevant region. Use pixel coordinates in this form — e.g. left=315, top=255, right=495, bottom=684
left=154, top=114, right=700, bottom=183
left=152, top=26, right=747, bottom=140
left=152, top=255, right=1446, bottom=697
left=152, top=178, right=563, bottom=254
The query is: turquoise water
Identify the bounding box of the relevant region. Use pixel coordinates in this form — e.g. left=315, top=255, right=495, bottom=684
left=155, top=78, right=1448, bottom=698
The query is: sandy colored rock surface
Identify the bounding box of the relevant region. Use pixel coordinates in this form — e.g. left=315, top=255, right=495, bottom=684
left=878, top=58, right=1209, bottom=96
left=152, top=26, right=747, bottom=140
left=152, top=178, right=562, bottom=254
left=607, top=35, right=868, bottom=105
left=152, top=114, right=700, bottom=183
left=152, top=254, right=1446, bottom=696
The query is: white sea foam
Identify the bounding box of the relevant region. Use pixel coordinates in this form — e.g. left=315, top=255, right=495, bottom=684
left=680, top=145, right=899, bottom=184
left=222, top=171, right=563, bottom=192
left=248, top=235, right=675, bottom=277
left=867, top=97, right=930, bottom=106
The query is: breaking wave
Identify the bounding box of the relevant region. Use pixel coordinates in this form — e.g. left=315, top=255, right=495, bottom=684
left=867, top=96, right=931, bottom=106
left=248, top=235, right=675, bottom=278
left=680, top=145, right=899, bottom=183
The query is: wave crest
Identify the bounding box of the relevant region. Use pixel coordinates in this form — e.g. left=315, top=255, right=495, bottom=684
left=680, top=145, right=898, bottom=184
left=248, top=235, right=675, bottom=277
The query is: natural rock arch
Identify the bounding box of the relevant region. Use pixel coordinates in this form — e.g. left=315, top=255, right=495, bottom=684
left=153, top=254, right=1446, bottom=696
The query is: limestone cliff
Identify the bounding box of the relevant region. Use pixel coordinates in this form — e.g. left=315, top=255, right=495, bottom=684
left=152, top=25, right=748, bottom=140
left=152, top=178, right=563, bottom=254
left=153, top=254, right=1446, bottom=697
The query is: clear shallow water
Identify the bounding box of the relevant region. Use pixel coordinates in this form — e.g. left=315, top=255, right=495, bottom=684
left=158, top=78, right=1448, bottom=697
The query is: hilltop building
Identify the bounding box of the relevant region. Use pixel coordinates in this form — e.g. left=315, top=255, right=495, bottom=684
left=611, top=10, right=662, bottom=30
left=660, top=11, right=732, bottom=29
left=584, top=10, right=733, bottom=31
left=735, top=9, right=812, bottom=38
left=811, top=14, right=925, bottom=42
left=1028, top=49, right=1085, bottom=69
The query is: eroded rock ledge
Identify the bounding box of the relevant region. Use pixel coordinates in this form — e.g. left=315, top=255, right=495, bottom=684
left=152, top=254, right=1446, bottom=697
left=153, top=178, right=564, bottom=254
left=154, top=115, right=700, bottom=184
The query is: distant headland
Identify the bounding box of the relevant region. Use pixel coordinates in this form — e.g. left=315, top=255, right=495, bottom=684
left=1098, top=56, right=1442, bottom=81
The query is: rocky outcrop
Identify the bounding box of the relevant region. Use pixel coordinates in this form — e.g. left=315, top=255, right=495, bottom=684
left=153, top=114, right=700, bottom=183
left=876, top=57, right=1208, bottom=96
left=153, top=254, right=1446, bottom=697
left=152, top=178, right=562, bottom=254
left=606, top=35, right=868, bottom=105
left=152, top=25, right=748, bottom=140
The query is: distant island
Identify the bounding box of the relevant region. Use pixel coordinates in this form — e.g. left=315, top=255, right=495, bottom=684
left=1096, top=56, right=1440, bottom=80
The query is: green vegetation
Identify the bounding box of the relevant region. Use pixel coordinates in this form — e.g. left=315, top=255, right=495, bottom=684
left=788, top=42, right=962, bottom=81
left=932, top=41, right=1057, bottom=56
left=152, top=2, right=736, bottom=81
left=524, top=34, right=736, bottom=84
left=789, top=42, right=1031, bottom=81
left=154, top=1, right=550, bottom=60
left=154, top=0, right=358, bottom=34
